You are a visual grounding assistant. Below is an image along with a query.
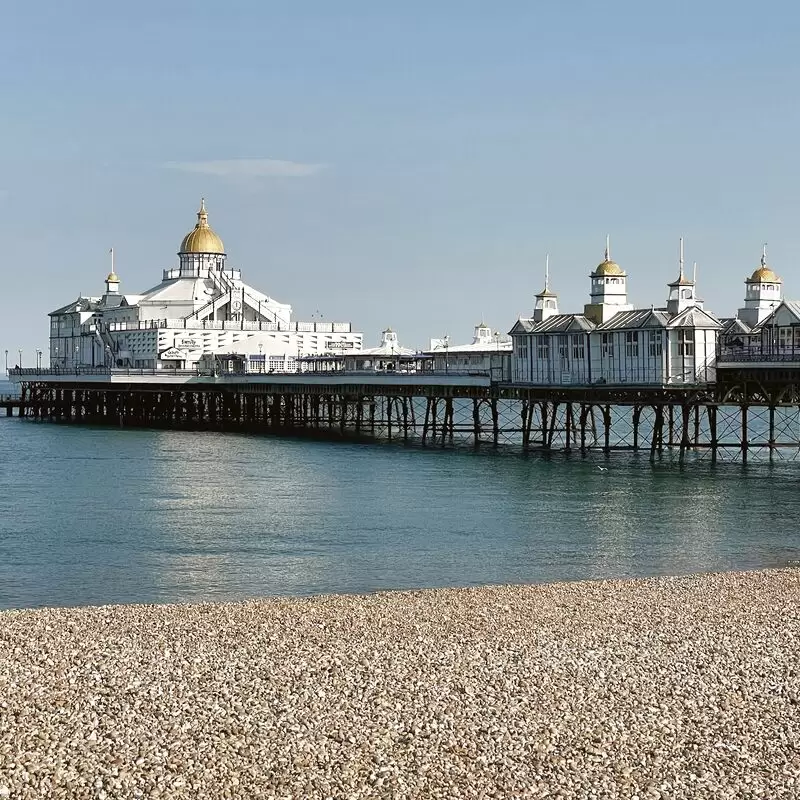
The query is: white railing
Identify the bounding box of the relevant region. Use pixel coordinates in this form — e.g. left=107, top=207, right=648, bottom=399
left=98, top=319, right=352, bottom=333
left=162, top=267, right=242, bottom=281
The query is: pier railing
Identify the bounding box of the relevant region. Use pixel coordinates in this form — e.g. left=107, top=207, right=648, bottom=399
left=717, top=349, right=800, bottom=364
left=9, top=366, right=493, bottom=379
left=90, top=319, right=354, bottom=334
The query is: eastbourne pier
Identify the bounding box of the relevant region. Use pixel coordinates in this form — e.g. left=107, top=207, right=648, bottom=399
left=7, top=201, right=800, bottom=463
left=6, top=353, right=800, bottom=465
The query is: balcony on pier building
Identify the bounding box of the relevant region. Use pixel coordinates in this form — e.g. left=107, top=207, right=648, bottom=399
left=716, top=300, right=800, bottom=393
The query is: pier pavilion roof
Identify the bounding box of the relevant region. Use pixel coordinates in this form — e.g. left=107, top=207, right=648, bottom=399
left=509, top=313, right=595, bottom=335
left=593, top=306, right=722, bottom=332
left=754, top=300, right=800, bottom=330
left=665, top=306, right=723, bottom=330
left=434, top=339, right=512, bottom=353
left=49, top=296, right=101, bottom=316
left=719, top=317, right=753, bottom=336
left=593, top=309, right=671, bottom=330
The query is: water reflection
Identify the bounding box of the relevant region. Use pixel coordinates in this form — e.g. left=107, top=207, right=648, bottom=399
left=1, top=420, right=800, bottom=609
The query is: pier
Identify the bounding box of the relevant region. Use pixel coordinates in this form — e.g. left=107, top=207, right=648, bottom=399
left=10, top=353, right=800, bottom=463
left=0, top=393, right=23, bottom=417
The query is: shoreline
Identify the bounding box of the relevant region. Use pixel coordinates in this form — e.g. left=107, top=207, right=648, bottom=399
left=1, top=568, right=798, bottom=798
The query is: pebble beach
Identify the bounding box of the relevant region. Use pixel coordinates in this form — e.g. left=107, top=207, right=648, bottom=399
left=0, top=569, right=798, bottom=799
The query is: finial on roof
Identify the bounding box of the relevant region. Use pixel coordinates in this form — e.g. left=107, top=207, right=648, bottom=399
left=106, top=247, right=120, bottom=283
left=693, top=261, right=697, bottom=284
left=545, top=253, right=550, bottom=291
left=679, top=237, right=684, bottom=279
left=762, top=242, right=768, bottom=266
left=605, top=234, right=610, bottom=262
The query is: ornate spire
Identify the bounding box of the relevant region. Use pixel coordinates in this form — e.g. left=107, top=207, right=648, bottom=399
left=605, top=234, right=610, bottom=262
left=679, top=237, right=684, bottom=280
left=197, top=197, right=209, bottom=227
left=762, top=242, right=768, bottom=267
left=536, top=254, right=556, bottom=297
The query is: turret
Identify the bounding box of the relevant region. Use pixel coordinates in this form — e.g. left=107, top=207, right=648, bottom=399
left=737, top=245, right=782, bottom=327
left=533, top=254, right=559, bottom=322
left=472, top=322, right=493, bottom=344
left=105, top=248, right=120, bottom=294
left=583, top=236, right=633, bottom=324
left=666, top=237, right=703, bottom=315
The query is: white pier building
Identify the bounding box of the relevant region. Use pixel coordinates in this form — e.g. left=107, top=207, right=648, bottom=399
left=510, top=241, right=721, bottom=385
left=426, top=322, right=511, bottom=374
left=48, top=201, right=362, bottom=371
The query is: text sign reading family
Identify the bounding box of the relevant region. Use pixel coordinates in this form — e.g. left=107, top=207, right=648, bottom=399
left=327, top=341, right=355, bottom=350
left=175, top=338, right=201, bottom=349
left=160, top=347, right=186, bottom=360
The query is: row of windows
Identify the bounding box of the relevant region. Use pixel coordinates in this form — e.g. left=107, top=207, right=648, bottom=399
left=592, top=277, right=625, bottom=286
left=516, top=331, right=699, bottom=360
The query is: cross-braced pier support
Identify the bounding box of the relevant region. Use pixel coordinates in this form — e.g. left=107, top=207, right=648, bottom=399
left=16, top=379, right=800, bottom=462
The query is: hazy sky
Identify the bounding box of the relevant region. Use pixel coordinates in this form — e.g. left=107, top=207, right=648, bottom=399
left=2, top=0, right=800, bottom=360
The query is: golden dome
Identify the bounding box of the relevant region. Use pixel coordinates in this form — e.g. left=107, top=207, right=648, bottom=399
left=593, top=259, right=625, bottom=276
left=592, top=238, right=625, bottom=276
left=106, top=271, right=120, bottom=283
left=179, top=198, right=225, bottom=254
left=749, top=265, right=781, bottom=283
left=749, top=250, right=781, bottom=283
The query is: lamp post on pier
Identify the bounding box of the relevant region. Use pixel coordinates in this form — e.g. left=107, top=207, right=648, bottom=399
left=18, top=349, right=22, bottom=369
left=36, top=349, right=42, bottom=370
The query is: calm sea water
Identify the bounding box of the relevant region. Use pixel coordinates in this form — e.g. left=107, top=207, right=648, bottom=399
left=1, top=391, right=799, bottom=609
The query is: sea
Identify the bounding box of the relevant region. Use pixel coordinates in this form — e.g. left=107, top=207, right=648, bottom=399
left=1, top=378, right=799, bottom=610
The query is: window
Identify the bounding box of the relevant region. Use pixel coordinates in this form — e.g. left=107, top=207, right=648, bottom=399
left=625, top=331, right=639, bottom=357
left=601, top=333, right=614, bottom=358
left=536, top=339, right=549, bottom=360
left=558, top=335, right=569, bottom=359
left=779, top=328, right=792, bottom=349
left=516, top=344, right=528, bottom=360
left=678, top=329, right=694, bottom=356
left=572, top=334, right=585, bottom=359
left=648, top=330, right=663, bottom=357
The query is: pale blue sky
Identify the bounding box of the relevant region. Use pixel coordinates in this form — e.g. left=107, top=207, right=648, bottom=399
left=2, top=0, right=800, bottom=360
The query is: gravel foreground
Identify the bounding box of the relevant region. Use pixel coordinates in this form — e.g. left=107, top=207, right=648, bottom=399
left=0, top=570, right=798, bottom=799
